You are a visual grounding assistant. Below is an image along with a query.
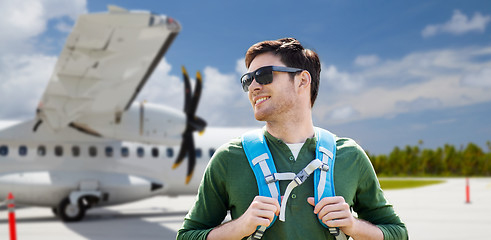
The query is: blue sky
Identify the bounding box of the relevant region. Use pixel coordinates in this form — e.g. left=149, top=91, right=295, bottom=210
left=0, top=0, right=490, bottom=154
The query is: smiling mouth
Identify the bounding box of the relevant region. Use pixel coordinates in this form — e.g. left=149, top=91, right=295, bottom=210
left=255, top=97, right=270, bottom=105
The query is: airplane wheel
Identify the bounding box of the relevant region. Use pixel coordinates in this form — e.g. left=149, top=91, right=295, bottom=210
left=58, top=197, right=86, bottom=222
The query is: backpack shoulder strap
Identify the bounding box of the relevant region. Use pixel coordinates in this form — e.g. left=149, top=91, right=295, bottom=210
left=241, top=129, right=282, bottom=203
left=242, top=129, right=284, bottom=239
left=313, top=128, right=348, bottom=240
left=314, top=127, right=337, bottom=203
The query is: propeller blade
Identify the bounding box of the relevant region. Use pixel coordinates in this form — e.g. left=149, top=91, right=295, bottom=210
left=186, top=133, right=196, bottom=184
left=182, top=66, right=192, bottom=113
left=188, top=71, right=202, bottom=116
left=172, top=132, right=189, bottom=169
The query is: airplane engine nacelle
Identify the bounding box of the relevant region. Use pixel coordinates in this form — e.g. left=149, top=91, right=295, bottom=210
left=73, top=102, right=186, bottom=145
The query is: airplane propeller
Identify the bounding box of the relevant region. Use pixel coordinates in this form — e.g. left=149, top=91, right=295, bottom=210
left=172, top=66, right=207, bottom=184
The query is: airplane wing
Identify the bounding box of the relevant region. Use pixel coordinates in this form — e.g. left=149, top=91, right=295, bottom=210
left=37, top=5, right=181, bottom=130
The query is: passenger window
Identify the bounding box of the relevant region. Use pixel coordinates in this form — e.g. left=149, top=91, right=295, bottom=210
left=137, top=147, right=144, bottom=158
left=121, top=147, right=129, bottom=157
left=89, top=146, right=97, bottom=157
left=105, top=146, right=113, bottom=157
left=55, top=146, right=63, bottom=157
left=19, top=145, right=28, bottom=156
left=0, top=145, right=8, bottom=156
left=195, top=148, right=202, bottom=158
left=151, top=147, right=159, bottom=158
left=37, top=145, right=46, bottom=156
left=209, top=148, right=216, bottom=158
left=72, top=146, right=80, bottom=157
left=166, top=148, right=174, bottom=158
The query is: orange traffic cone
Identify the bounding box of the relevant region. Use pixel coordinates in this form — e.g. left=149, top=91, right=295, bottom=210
left=7, top=192, right=17, bottom=240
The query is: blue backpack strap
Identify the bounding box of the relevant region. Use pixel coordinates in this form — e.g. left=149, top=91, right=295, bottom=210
left=241, top=129, right=280, bottom=232
left=313, top=127, right=337, bottom=226
left=314, top=128, right=347, bottom=240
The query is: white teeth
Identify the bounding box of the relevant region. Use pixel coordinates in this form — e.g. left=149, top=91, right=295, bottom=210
left=255, top=97, right=269, bottom=105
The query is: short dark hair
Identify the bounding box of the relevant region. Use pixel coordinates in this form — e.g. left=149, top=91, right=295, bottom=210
left=245, top=37, right=321, bottom=107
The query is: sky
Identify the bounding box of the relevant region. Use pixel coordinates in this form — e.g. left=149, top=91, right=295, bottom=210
left=0, top=0, right=490, bottom=154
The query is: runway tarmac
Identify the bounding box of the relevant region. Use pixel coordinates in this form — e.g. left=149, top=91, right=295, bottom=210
left=383, top=178, right=491, bottom=240
left=1, top=178, right=490, bottom=239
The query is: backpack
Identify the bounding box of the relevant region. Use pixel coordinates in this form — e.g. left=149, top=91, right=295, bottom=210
left=241, top=127, right=347, bottom=240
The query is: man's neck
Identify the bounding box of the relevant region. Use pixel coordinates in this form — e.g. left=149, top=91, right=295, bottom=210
left=265, top=116, right=315, bottom=144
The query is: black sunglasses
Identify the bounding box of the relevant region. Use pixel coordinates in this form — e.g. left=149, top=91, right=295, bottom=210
left=240, top=65, right=304, bottom=92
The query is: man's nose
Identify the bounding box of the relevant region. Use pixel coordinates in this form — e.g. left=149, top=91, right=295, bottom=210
left=248, top=78, right=262, bottom=92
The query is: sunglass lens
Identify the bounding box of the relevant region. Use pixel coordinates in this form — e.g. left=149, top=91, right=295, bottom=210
left=241, top=74, right=253, bottom=91
left=255, top=68, right=273, bottom=85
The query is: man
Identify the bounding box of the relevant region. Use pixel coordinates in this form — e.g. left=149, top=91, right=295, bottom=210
left=177, top=38, right=407, bottom=240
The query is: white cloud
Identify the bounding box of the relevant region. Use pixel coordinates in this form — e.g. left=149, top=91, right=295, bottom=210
left=0, top=0, right=45, bottom=52
left=461, top=67, right=491, bottom=88
left=0, top=0, right=86, bottom=54
left=200, top=66, right=254, bottom=126
left=0, top=54, right=57, bottom=120
left=421, top=25, right=439, bottom=38
left=321, top=65, right=364, bottom=93
left=137, top=58, right=184, bottom=108
left=235, top=58, right=247, bottom=75
left=422, top=10, right=491, bottom=38
left=41, top=0, right=86, bottom=20
left=55, top=21, right=74, bottom=33
left=202, top=67, right=238, bottom=100
left=395, top=97, right=443, bottom=112
left=315, top=46, right=491, bottom=125
left=354, top=55, right=379, bottom=67
left=329, top=106, right=359, bottom=120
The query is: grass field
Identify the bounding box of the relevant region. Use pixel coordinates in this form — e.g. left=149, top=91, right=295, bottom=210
left=379, top=179, right=445, bottom=190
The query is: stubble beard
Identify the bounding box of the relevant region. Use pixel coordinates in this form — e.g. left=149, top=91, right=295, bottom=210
left=253, top=94, right=297, bottom=123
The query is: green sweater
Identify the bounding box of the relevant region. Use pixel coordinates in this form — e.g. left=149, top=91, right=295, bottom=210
left=177, top=130, right=408, bottom=240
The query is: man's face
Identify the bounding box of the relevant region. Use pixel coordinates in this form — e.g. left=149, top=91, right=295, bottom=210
left=247, top=53, right=299, bottom=122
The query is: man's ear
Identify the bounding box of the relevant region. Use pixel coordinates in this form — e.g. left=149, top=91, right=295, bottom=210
left=298, top=70, right=312, bottom=90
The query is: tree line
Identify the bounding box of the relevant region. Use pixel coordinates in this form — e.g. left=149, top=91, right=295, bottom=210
left=366, top=141, right=491, bottom=176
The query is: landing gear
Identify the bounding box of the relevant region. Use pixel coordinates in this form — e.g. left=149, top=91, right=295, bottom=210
left=57, top=197, right=86, bottom=222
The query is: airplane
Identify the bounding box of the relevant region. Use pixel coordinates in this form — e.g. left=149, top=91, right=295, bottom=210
left=0, top=5, right=249, bottom=222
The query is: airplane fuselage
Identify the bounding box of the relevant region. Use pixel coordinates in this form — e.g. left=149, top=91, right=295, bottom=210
left=0, top=120, right=250, bottom=218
